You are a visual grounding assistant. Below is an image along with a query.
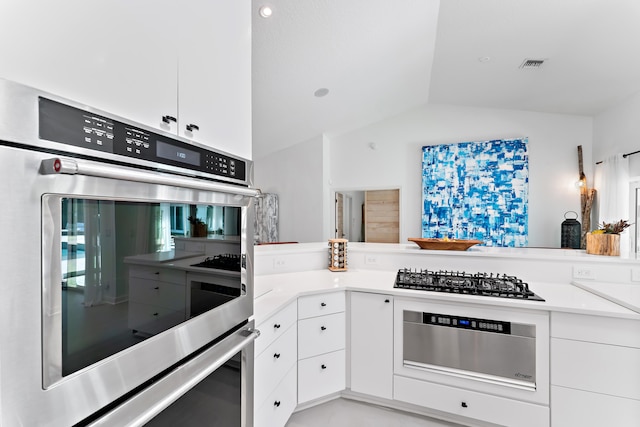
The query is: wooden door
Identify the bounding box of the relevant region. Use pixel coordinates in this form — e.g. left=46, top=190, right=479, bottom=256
left=364, top=190, right=399, bottom=243
left=335, top=192, right=344, bottom=238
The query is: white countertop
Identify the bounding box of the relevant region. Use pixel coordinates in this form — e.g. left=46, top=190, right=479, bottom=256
left=254, top=269, right=640, bottom=325
left=572, top=280, right=640, bottom=314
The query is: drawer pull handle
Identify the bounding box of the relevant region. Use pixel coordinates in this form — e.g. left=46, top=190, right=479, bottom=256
left=153, top=312, right=159, bottom=316
left=321, top=364, right=327, bottom=370
left=320, top=302, right=327, bottom=307
left=461, top=402, right=468, bottom=408
left=186, top=123, right=200, bottom=132
left=154, top=286, right=159, bottom=290
left=320, top=326, right=327, bottom=331
left=274, top=400, right=281, bottom=407
left=274, top=353, right=281, bottom=359
left=154, top=271, right=160, bottom=275
left=274, top=323, right=281, bottom=329
left=384, top=299, right=390, bottom=303
left=162, top=115, right=177, bottom=124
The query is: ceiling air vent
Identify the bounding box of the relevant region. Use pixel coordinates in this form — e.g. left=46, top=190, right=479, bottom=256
left=519, top=59, right=545, bottom=69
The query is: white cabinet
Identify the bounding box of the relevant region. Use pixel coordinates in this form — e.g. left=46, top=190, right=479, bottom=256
left=254, top=301, right=297, bottom=427
left=0, top=0, right=177, bottom=132
left=0, top=0, right=251, bottom=159
left=394, top=376, right=549, bottom=427
left=298, top=312, right=345, bottom=359
left=550, top=312, right=640, bottom=427
left=177, top=0, right=252, bottom=159
left=297, top=292, right=346, bottom=404
left=255, top=365, right=297, bottom=427
left=127, top=266, right=186, bottom=335
left=349, top=292, right=393, bottom=399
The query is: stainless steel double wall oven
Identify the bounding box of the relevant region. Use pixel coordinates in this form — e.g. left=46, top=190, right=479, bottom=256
left=0, top=79, right=259, bottom=426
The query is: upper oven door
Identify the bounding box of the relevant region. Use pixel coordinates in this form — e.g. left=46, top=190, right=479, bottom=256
left=0, top=144, right=256, bottom=426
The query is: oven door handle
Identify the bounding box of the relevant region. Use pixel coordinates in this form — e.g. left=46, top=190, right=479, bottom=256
left=88, top=325, right=260, bottom=427
left=40, top=157, right=262, bottom=198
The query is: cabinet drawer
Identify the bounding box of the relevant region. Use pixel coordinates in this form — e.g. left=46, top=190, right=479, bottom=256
left=129, top=278, right=185, bottom=309
left=298, top=312, right=345, bottom=359
left=298, top=349, right=345, bottom=403
left=551, top=312, right=640, bottom=348
left=394, top=376, right=549, bottom=427
left=551, top=338, right=640, bottom=400
left=255, top=365, right=297, bottom=427
left=255, top=323, right=297, bottom=410
left=298, top=292, right=345, bottom=319
left=551, top=385, right=640, bottom=427
left=128, top=303, right=185, bottom=335
left=255, top=301, right=297, bottom=357
left=129, top=266, right=185, bottom=284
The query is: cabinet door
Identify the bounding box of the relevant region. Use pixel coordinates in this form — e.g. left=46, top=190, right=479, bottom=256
left=0, top=0, right=178, bottom=131
left=350, top=292, right=393, bottom=399
left=177, top=0, right=252, bottom=159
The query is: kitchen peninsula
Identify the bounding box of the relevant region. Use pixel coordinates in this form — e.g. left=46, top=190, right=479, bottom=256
left=253, top=242, right=640, bottom=427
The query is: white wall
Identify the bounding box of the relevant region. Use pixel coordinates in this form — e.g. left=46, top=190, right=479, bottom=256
left=329, top=104, right=593, bottom=247
left=254, top=135, right=328, bottom=243
left=256, top=103, right=593, bottom=246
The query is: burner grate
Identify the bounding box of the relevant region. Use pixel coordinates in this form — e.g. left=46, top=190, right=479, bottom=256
left=394, top=269, right=544, bottom=301
left=190, top=254, right=241, bottom=272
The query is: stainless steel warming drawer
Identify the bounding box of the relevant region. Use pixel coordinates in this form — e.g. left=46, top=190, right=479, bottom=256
left=403, top=310, right=537, bottom=390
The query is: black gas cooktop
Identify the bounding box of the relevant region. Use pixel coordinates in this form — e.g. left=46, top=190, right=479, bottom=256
left=394, top=269, right=545, bottom=301
left=191, top=254, right=241, bottom=272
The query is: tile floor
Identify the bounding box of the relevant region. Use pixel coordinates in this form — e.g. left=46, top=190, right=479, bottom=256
left=285, top=398, right=464, bottom=427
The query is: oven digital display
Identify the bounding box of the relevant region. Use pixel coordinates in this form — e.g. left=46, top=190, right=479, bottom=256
left=156, top=140, right=201, bottom=166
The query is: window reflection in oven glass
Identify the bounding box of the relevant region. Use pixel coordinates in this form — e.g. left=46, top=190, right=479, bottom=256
left=60, top=198, right=242, bottom=377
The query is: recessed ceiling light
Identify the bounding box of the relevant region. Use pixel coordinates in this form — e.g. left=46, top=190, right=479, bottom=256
left=478, top=56, right=491, bottom=63
left=314, top=88, right=329, bottom=97
left=259, top=5, right=273, bottom=18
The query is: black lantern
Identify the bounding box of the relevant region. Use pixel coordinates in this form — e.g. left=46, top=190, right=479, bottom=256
left=561, top=211, right=581, bottom=249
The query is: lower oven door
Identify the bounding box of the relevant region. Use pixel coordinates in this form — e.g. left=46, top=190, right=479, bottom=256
left=87, top=321, right=259, bottom=427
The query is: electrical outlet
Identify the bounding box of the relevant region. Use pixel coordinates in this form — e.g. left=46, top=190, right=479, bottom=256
left=365, top=255, right=378, bottom=265
left=273, top=258, right=286, bottom=269
left=573, top=266, right=595, bottom=280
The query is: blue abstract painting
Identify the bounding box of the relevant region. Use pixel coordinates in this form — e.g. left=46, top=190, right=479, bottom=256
left=421, top=138, right=529, bottom=247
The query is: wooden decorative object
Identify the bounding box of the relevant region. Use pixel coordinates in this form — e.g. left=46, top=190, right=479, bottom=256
left=577, top=145, right=597, bottom=249
left=586, top=233, right=620, bottom=256
left=408, top=237, right=482, bottom=251
left=328, top=239, right=348, bottom=271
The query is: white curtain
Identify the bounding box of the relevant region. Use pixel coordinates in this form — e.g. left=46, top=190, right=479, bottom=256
left=594, top=154, right=630, bottom=254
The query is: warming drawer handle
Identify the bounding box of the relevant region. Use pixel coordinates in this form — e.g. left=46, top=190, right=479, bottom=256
left=39, top=157, right=261, bottom=198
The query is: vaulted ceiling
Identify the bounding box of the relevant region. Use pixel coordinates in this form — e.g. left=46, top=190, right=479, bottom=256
left=251, top=0, right=640, bottom=159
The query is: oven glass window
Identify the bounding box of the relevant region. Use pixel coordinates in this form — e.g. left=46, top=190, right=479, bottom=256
left=60, top=198, right=243, bottom=377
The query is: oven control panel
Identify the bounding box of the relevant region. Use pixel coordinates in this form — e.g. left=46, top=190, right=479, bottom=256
left=422, top=312, right=512, bottom=335
left=38, top=97, right=247, bottom=183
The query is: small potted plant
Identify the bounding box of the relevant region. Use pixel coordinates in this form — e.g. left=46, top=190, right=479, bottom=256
left=188, top=216, right=208, bottom=238
left=586, top=219, right=632, bottom=256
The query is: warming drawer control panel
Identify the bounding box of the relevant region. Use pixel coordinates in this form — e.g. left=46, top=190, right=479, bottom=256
left=421, top=312, right=512, bottom=335
left=38, top=97, right=246, bottom=183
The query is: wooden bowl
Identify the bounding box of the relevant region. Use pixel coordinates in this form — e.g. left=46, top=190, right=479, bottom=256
left=408, top=237, right=482, bottom=251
